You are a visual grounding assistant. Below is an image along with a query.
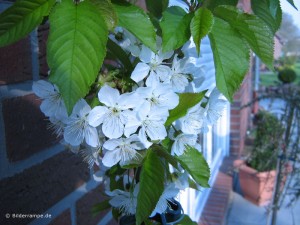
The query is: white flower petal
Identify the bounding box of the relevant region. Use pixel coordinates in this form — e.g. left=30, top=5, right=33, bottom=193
left=32, top=80, right=55, bottom=98
left=55, top=101, right=68, bottom=120
left=156, top=65, right=171, bottom=82
left=64, top=124, right=84, bottom=146
left=118, top=92, right=140, bottom=109
left=131, top=62, right=150, bottom=83
left=88, top=106, right=108, bottom=127
left=171, top=134, right=197, bottom=156
left=135, top=86, right=153, bottom=98
left=171, top=73, right=189, bottom=93
left=102, top=115, right=124, bottom=139
left=151, top=184, right=179, bottom=216
left=158, top=49, right=173, bottom=61
left=109, top=193, right=129, bottom=208
left=148, top=106, right=169, bottom=121
left=139, top=45, right=153, bottom=63
left=153, top=84, right=179, bottom=109
left=137, top=102, right=151, bottom=121
left=145, top=70, right=160, bottom=87
left=98, top=85, right=119, bottom=107
left=124, top=111, right=141, bottom=137
left=73, top=99, right=91, bottom=116
left=146, top=122, right=167, bottom=141
left=40, top=99, right=56, bottom=117
left=85, top=126, right=99, bottom=147
left=103, top=139, right=122, bottom=151
left=138, top=128, right=152, bottom=148
left=102, top=150, right=121, bottom=167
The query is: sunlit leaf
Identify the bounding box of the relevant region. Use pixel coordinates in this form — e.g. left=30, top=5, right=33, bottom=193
left=176, top=145, right=210, bottom=188
left=91, top=0, right=118, bottom=31
left=215, top=6, right=274, bottom=69
left=251, top=0, right=282, bottom=34
left=160, top=6, right=193, bottom=52
left=47, top=0, right=108, bottom=113
left=208, top=17, right=249, bottom=101
left=165, top=91, right=206, bottom=126
left=112, top=1, right=157, bottom=52
left=190, top=8, right=214, bottom=55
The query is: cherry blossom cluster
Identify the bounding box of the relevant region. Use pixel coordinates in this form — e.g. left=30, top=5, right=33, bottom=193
left=33, top=27, right=227, bottom=216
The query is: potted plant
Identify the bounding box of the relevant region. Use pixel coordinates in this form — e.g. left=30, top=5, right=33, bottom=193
left=234, top=110, right=285, bottom=206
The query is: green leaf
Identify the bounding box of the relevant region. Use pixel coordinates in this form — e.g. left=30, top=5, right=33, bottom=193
left=136, top=150, right=165, bottom=225
left=208, top=17, right=249, bottom=101
left=152, top=145, right=179, bottom=169
left=160, top=6, right=194, bottom=52
left=190, top=8, right=214, bottom=55
left=286, top=0, right=298, bottom=9
left=92, top=199, right=111, bottom=216
left=90, top=0, right=118, bottom=31
left=215, top=6, right=274, bottom=69
left=165, top=91, right=206, bottom=126
left=0, top=0, right=55, bottom=47
left=161, top=138, right=173, bottom=152
left=112, top=1, right=157, bottom=52
left=47, top=0, right=108, bottom=113
left=176, top=145, right=210, bottom=188
left=251, top=0, right=282, bottom=34
left=204, top=0, right=238, bottom=11
left=188, top=177, right=200, bottom=190
left=175, top=215, right=198, bottom=225
left=145, top=0, right=169, bottom=18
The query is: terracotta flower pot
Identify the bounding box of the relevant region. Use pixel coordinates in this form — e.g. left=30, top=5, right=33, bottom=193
left=234, top=159, right=277, bottom=206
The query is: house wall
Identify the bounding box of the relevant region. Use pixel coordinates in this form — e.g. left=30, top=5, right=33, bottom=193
left=230, top=68, right=254, bottom=156
left=0, top=3, right=116, bottom=225
left=274, top=36, right=283, bottom=60
left=229, top=0, right=255, bottom=156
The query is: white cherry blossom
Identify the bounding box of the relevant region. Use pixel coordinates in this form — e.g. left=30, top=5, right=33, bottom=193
left=171, top=133, right=198, bottom=156
left=107, top=184, right=139, bottom=215
left=135, top=82, right=179, bottom=110
left=80, top=145, right=102, bottom=168
left=32, top=80, right=67, bottom=120
left=169, top=56, right=192, bottom=93
left=124, top=102, right=169, bottom=148
left=102, top=135, right=145, bottom=167
left=131, top=45, right=173, bottom=84
left=150, top=183, right=180, bottom=217
left=205, top=88, right=227, bottom=125
left=64, top=99, right=99, bottom=147
left=88, top=85, right=139, bottom=139
left=178, top=103, right=206, bottom=135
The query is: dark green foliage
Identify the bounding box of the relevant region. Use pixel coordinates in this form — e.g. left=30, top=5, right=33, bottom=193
left=278, top=67, right=297, bottom=84
left=247, top=110, right=284, bottom=172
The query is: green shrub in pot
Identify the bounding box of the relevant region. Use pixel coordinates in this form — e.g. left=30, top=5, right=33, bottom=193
left=247, top=110, right=284, bottom=172
left=278, top=67, right=297, bottom=84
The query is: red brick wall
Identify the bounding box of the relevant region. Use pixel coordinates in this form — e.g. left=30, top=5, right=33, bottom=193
left=230, top=66, right=254, bottom=156
left=229, top=0, right=255, bottom=156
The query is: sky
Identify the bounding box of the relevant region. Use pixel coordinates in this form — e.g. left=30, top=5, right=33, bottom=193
left=281, top=0, right=300, bottom=29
